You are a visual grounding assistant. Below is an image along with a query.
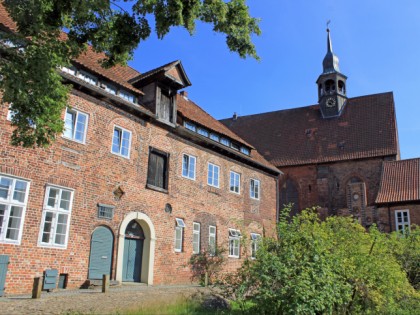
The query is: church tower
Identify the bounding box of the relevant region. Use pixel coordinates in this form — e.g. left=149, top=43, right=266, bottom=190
left=316, top=27, right=347, bottom=118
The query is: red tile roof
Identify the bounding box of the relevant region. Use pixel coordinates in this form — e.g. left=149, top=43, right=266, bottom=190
left=376, top=159, right=420, bottom=204
left=220, top=92, right=399, bottom=167
left=177, top=95, right=278, bottom=172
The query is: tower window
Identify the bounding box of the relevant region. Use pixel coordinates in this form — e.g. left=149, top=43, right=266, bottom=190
left=325, top=80, right=335, bottom=93
left=338, top=80, right=346, bottom=95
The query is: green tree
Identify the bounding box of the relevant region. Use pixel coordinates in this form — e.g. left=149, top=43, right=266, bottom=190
left=221, top=207, right=420, bottom=315
left=0, top=0, right=261, bottom=147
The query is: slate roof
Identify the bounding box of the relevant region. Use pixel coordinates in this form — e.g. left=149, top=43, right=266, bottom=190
left=376, top=159, right=420, bottom=204
left=220, top=92, right=399, bottom=167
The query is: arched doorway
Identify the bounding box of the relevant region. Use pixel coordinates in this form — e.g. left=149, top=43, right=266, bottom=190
left=116, top=212, right=156, bottom=285
left=122, top=220, right=144, bottom=282
left=88, top=226, right=114, bottom=279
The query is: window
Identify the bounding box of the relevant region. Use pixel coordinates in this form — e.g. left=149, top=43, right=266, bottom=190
left=230, top=171, right=241, bottom=194
left=174, top=218, right=185, bottom=252
left=395, top=210, right=410, bottom=234
left=112, top=126, right=131, bottom=158
left=231, top=142, right=240, bottom=151
left=119, top=90, right=135, bottom=103
left=63, top=108, right=88, bottom=143
left=0, top=175, right=30, bottom=244
left=184, top=121, right=196, bottom=132
left=104, top=83, right=117, bottom=95
left=39, top=186, right=74, bottom=248
left=229, top=229, right=241, bottom=258
left=207, top=163, right=220, bottom=188
left=61, top=66, right=76, bottom=76
left=97, top=204, right=114, bottom=220
left=250, top=233, right=261, bottom=259
left=209, top=225, right=216, bottom=255
left=210, top=133, right=220, bottom=142
left=197, top=128, right=209, bottom=137
left=147, top=148, right=169, bottom=191
left=6, top=106, right=14, bottom=121
left=182, top=154, right=196, bottom=180
left=250, top=179, right=260, bottom=200
left=77, top=70, right=97, bottom=85
left=240, top=147, right=250, bottom=155
left=221, top=138, right=230, bottom=146
left=193, top=222, right=200, bottom=254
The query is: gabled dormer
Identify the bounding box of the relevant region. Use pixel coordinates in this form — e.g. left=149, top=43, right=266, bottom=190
left=129, top=60, right=191, bottom=125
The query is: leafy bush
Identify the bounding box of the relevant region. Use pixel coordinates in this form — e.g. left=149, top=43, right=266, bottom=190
left=220, top=207, right=420, bottom=315
left=188, top=247, right=226, bottom=286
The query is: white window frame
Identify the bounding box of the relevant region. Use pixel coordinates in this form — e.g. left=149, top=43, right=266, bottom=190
left=111, top=125, right=132, bottom=159
left=60, top=66, right=76, bottom=76
left=174, top=218, right=185, bottom=253
left=395, top=210, right=410, bottom=233
left=250, top=179, right=260, bottom=200
left=229, top=228, right=241, bottom=258
left=230, top=171, right=241, bottom=194
left=209, top=225, right=217, bottom=255
left=193, top=222, right=200, bottom=254
left=0, top=175, right=30, bottom=245
left=38, top=185, right=74, bottom=249
left=104, top=83, right=117, bottom=95
left=250, top=233, right=261, bottom=259
left=207, top=163, right=220, bottom=188
left=182, top=154, right=196, bottom=180
left=63, top=108, right=89, bottom=144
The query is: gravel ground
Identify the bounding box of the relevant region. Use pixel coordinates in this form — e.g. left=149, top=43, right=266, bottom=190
left=0, top=284, right=211, bottom=315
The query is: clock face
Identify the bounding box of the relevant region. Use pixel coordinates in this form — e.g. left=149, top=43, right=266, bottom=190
left=326, top=97, right=336, bottom=107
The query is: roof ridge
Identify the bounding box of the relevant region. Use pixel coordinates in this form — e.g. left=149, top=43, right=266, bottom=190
left=219, top=91, right=395, bottom=121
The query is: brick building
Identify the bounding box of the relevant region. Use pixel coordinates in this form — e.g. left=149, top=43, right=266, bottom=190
left=0, top=8, right=279, bottom=294
left=376, top=158, right=420, bottom=233
left=221, top=28, right=419, bottom=231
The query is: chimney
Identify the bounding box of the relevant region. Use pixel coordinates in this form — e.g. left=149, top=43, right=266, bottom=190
left=233, top=112, right=238, bottom=121
left=180, top=91, right=188, bottom=98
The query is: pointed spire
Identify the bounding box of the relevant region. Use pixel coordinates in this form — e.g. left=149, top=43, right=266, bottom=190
left=322, top=25, right=340, bottom=74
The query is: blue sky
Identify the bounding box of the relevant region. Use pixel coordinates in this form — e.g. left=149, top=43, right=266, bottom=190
left=128, top=0, right=420, bottom=160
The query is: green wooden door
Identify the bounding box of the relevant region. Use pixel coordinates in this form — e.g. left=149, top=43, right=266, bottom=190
left=0, top=255, right=9, bottom=296
left=122, top=220, right=144, bottom=282
left=88, top=226, right=114, bottom=279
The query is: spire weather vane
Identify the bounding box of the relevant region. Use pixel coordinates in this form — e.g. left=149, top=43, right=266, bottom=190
left=327, top=20, right=331, bottom=31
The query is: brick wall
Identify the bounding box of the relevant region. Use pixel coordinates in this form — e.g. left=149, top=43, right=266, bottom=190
left=0, top=90, right=277, bottom=294
left=279, top=158, right=386, bottom=219
left=377, top=203, right=420, bottom=232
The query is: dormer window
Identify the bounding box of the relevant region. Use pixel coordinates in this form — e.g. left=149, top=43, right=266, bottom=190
left=158, top=89, right=174, bottom=123
left=197, top=128, right=209, bottom=137
left=104, top=83, right=117, bottom=95
left=61, top=66, right=76, bottom=76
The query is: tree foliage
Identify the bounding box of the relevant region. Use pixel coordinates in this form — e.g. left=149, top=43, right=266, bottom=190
left=221, top=207, right=420, bottom=315
left=0, top=0, right=261, bottom=147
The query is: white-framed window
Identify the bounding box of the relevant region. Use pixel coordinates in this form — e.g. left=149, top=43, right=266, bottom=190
left=6, top=106, right=14, bottom=121
left=77, top=70, right=98, bottom=85
left=104, top=83, right=117, bottom=95
left=0, top=175, right=30, bottom=244
left=250, top=179, right=260, bottom=200
left=221, top=138, right=230, bottom=146
left=207, top=163, right=220, bottom=188
left=209, top=225, right=216, bottom=255
left=61, top=66, right=76, bottom=76
left=184, top=121, right=196, bottom=132
left=229, top=229, right=241, bottom=258
left=230, top=171, right=241, bottom=194
left=193, top=222, right=200, bottom=254
left=250, top=233, right=261, bottom=259
left=174, top=218, right=185, bottom=252
left=63, top=108, right=88, bottom=143
left=182, top=154, right=196, bottom=180
left=112, top=126, right=131, bottom=158
left=119, top=90, right=135, bottom=103
left=240, top=147, right=250, bottom=155
left=197, top=128, right=209, bottom=137
left=38, top=185, right=74, bottom=248
left=210, top=133, right=220, bottom=142
left=395, top=210, right=410, bottom=234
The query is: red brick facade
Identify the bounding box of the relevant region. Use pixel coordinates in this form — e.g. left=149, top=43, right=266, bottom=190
left=0, top=89, right=278, bottom=294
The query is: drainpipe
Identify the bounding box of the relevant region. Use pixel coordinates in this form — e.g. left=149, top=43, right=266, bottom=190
left=276, top=176, right=280, bottom=223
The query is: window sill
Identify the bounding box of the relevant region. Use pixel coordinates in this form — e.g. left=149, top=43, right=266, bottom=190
left=250, top=197, right=260, bottom=201
left=229, top=190, right=241, bottom=195
left=0, top=239, right=21, bottom=245
left=38, top=243, right=67, bottom=250
left=111, top=152, right=131, bottom=159
left=62, top=136, right=86, bottom=145
left=182, top=175, right=196, bottom=181
left=146, top=183, right=168, bottom=194
left=228, top=255, right=240, bottom=259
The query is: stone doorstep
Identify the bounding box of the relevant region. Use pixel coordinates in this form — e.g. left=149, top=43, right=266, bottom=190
left=85, top=279, right=121, bottom=287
